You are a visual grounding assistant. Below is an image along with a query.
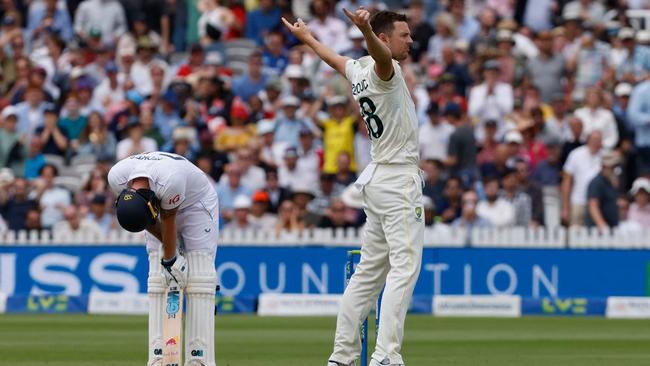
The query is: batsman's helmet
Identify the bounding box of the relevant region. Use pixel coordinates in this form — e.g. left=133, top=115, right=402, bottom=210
left=115, top=188, right=159, bottom=232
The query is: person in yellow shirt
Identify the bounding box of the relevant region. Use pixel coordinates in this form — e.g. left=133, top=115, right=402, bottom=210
left=317, top=95, right=358, bottom=174
left=215, top=102, right=257, bottom=153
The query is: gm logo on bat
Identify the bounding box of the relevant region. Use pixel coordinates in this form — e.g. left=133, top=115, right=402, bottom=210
left=166, top=291, right=180, bottom=316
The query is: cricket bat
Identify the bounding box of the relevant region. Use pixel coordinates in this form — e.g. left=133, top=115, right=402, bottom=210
left=162, top=282, right=183, bottom=366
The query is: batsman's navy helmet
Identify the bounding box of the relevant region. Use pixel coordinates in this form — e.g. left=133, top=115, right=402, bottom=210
left=115, top=188, right=159, bottom=232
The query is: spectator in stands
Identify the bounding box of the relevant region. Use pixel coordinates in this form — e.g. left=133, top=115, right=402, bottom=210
left=526, top=31, right=566, bottom=104
left=318, top=198, right=356, bottom=229
left=249, top=190, right=277, bottom=230
left=261, top=167, right=291, bottom=213
left=0, top=176, right=38, bottom=231
left=275, top=199, right=304, bottom=235
left=468, top=59, right=514, bottom=141
left=74, top=0, right=127, bottom=45
left=316, top=95, right=356, bottom=175
left=617, top=195, right=642, bottom=232
left=445, top=103, right=476, bottom=186
left=225, top=194, right=257, bottom=230
left=562, top=131, right=604, bottom=226
left=628, top=178, right=650, bottom=229
left=308, top=0, right=350, bottom=53
left=59, top=95, right=88, bottom=148
left=476, top=119, right=498, bottom=166
left=290, top=180, right=318, bottom=227
left=335, top=151, right=356, bottom=187
left=628, top=76, right=650, bottom=175
left=24, top=207, right=42, bottom=231
left=518, top=117, right=547, bottom=170
left=273, top=95, right=313, bottom=149
left=15, top=86, right=49, bottom=136
left=261, top=30, right=289, bottom=76
left=308, top=173, right=343, bottom=216
left=245, top=0, right=281, bottom=46
left=586, top=151, right=621, bottom=230
left=225, top=147, right=265, bottom=192
left=256, top=119, right=278, bottom=168
left=438, top=176, right=463, bottom=223
left=0, top=106, right=25, bottom=175
left=154, top=90, right=184, bottom=144
left=574, top=88, right=619, bottom=150
left=197, top=0, right=235, bottom=45
left=342, top=26, right=368, bottom=60
left=23, top=138, right=46, bottom=180
left=169, top=127, right=196, bottom=161
left=297, top=127, right=320, bottom=175
left=419, top=102, right=454, bottom=162
left=616, top=27, right=650, bottom=82
left=495, top=29, right=522, bottom=86
left=232, top=52, right=269, bottom=102
left=77, top=111, right=117, bottom=163
left=568, top=31, right=610, bottom=102
left=27, top=0, right=73, bottom=44
left=279, top=146, right=316, bottom=190
left=531, top=139, right=563, bottom=187
left=421, top=159, right=446, bottom=213
left=501, top=167, right=533, bottom=227
left=477, top=175, right=515, bottom=227
left=86, top=193, right=113, bottom=234
left=217, top=162, right=253, bottom=223
left=115, top=119, right=157, bottom=160
left=31, top=163, right=71, bottom=229
left=515, top=158, right=545, bottom=226
left=76, top=166, right=113, bottom=208
left=34, top=106, right=68, bottom=157
left=215, top=103, right=255, bottom=153
left=426, top=11, right=456, bottom=65
left=560, top=116, right=585, bottom=166
left=53, top=205, right=103, bottom=236
left=453, top=189, right=492, bottom=231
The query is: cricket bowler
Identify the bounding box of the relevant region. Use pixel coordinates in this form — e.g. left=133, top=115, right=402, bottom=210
left=283, top=7, right=424, bottom=366
left=108, top=151, right=219, bottom=366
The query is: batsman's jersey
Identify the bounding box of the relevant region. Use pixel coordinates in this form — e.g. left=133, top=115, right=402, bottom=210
left=345, top=56, right=419, bottom=166
left=108, top=151, right=216, bottom=211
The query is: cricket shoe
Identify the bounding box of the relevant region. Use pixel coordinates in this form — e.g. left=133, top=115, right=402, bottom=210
left=369, top=357, right=404, bottom=366
left=327, top=360, right=354, bottom=366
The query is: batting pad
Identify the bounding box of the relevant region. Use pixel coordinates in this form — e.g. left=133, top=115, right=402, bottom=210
left=147, top=250, right=165, bottom=366
left=185, top=251, right=217, bottom=366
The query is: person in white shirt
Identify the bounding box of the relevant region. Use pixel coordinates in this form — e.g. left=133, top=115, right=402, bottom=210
left=419, top=102, right=455, bottom=161
left=30, top=164, right=71, bottom=229
left=284, top=8, right=423, bottom=366
left=115, top=120, right=158, bottom=160
left=108, top=151, right=219, bottom=366
left=573, top=87, right=619, bottom=149
left=91, top=61, right=125, bottom=112
left=308, top=0, right=351, bottom=53
left=468, top=59, right=514, bottom=141
left=561, top=130, right=603, bottom=226
left=476, top=175, right=515, bottom=227
left=224, top=194, right=258, bottom=230
left=73, top=0, right=127, bottom=45
left=52, top=205, right=103, bottom=237
left=278, top=146, right=319, bottom=191
left=219, top=147, right=266, bottom=192
left=248, top=190, right=278, bottom=230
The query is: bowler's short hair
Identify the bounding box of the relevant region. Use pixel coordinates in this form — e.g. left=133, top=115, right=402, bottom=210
left=370, top=11, right=408, bottom=37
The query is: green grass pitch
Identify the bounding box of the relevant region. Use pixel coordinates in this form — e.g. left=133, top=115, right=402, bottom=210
left=2, top=314, right=650, bottom=365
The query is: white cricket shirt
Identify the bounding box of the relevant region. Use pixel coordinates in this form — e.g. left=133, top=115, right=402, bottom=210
left=345, top=56, right=419, bottom=166
left=108, top=151, right=215, bottom=210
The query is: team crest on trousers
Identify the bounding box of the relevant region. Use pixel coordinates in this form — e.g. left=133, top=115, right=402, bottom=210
left=415, top=207, right=423, bottom=221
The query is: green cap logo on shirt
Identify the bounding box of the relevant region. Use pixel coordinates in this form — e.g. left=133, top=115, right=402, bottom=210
left=415, top=207, right=423, bottom=221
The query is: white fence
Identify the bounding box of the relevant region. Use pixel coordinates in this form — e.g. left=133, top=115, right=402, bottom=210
left=1, top=226, right=650, bottom=249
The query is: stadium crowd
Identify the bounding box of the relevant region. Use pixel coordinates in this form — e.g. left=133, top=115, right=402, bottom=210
left=1, top=0, right=650, bottom=238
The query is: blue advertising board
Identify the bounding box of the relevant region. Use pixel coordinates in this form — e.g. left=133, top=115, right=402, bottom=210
left=1, top=246, right=649, bottom=300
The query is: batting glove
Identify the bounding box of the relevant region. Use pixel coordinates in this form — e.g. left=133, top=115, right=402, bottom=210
left=161, top=254, right=188, bottom=289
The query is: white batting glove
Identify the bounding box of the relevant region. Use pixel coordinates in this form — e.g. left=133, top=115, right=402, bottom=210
left=161, top=254, right=188, bottom=289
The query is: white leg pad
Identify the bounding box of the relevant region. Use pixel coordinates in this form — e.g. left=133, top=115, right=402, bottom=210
left=184, top=251, right=217, bottom=366
left=147, top=250, right=165, bottom=366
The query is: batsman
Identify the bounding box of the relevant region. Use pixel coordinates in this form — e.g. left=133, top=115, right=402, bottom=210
left=284, top=7, right=424, bottom=366
left=108, top=151, right=219, bottom=366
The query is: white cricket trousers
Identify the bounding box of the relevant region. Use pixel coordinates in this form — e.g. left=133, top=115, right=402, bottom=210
left=330, top=164, right=425, bottom=365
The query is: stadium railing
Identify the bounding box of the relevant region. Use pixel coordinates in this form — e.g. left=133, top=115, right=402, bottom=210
left=1, top=227, right=649, bottom=248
